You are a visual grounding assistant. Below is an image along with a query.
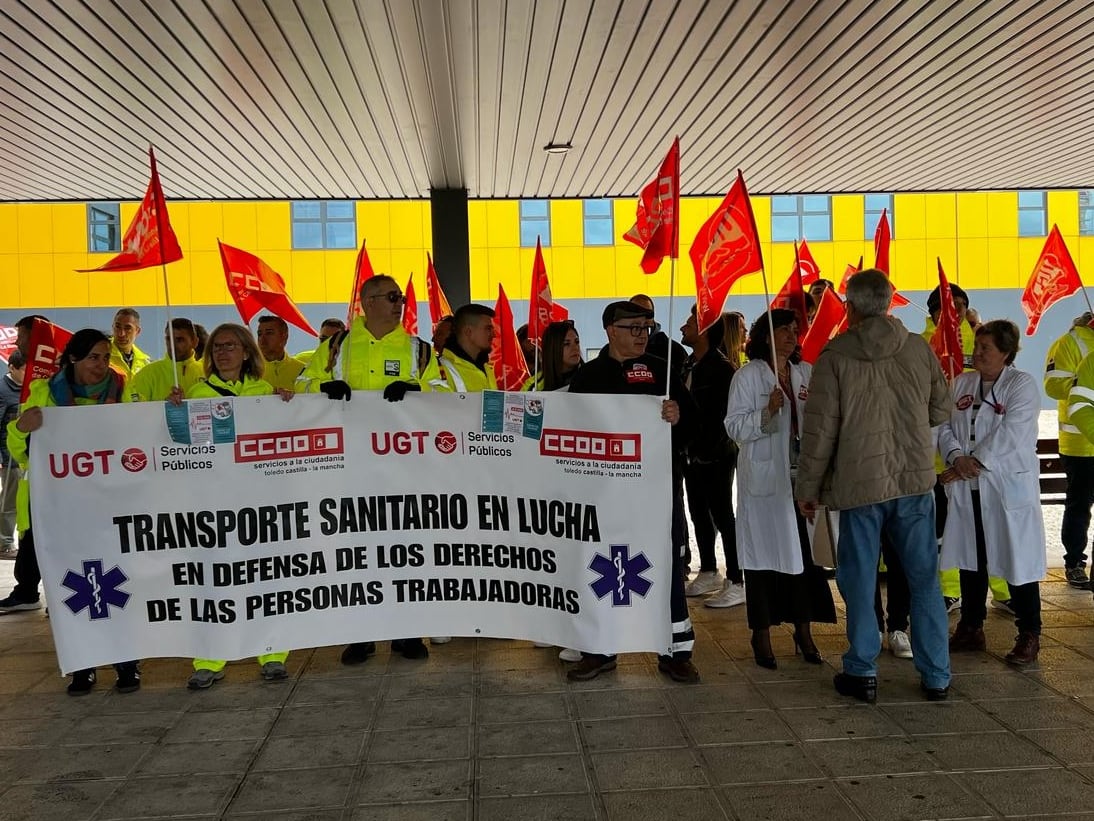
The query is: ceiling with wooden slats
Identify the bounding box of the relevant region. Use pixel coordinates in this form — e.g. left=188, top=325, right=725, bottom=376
left=3, top=0, right=1094, bottom=202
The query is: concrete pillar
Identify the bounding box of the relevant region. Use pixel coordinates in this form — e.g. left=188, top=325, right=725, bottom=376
left=429, top=188, right=471, bottom=308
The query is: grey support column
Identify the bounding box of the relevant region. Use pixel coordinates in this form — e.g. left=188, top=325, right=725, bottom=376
left=429, top=188, right=471, bottom=308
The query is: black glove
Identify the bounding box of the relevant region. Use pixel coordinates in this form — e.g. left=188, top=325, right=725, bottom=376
left=383, top=381, right=421, bottom=402
left=319, top=380, right=352, bottom=401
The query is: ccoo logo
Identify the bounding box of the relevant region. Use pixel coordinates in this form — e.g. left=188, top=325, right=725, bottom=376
left=120, top=448, right=148, bottom=472
left=434, top=431, right=458, bottom=454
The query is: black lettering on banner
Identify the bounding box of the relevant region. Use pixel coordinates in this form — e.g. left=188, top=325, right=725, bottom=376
left=115, top=502, right=311, bottom=552
left=515, top=498, right=601, bottom=542
left=190, top=598, right=236, bottom=623
left=243, top=581, right=383, bottom=619
left=476, top=495, right=509, bottom=530
left=212, top=552, right=327, bottom=586
left=147, top=598, right=183, bottom=622
left=317, top=495, right=469, bottom=535
left=389, top=576, right=578, bottom=613
left=431, top=542, right=557, bottom=573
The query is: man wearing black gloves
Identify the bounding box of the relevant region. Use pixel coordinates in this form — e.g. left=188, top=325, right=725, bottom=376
left=294, top=274, right=443, bottom=662
left=567, top=300, right=700, bottom=684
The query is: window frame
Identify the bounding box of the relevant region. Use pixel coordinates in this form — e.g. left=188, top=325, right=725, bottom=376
left=864, top=193, right=894, bottom=240
left=1080, top=190, right=1094, bottom=236
left=290, top=200, right=357, bottom=250
left=582, top=198, right=614, bottom=246
left=87, top=202, right=121, bottom=253
left=519, top=199, right=551, bottom=247
left=1017, top=190, right=1047, bottom=238
left=770, top=194, right=832, bottom=242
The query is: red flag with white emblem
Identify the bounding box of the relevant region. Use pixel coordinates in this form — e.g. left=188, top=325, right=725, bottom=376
left=490, top=284, right=531, bottom=391
left=402, top=275, right=419, bottom=336
left=77, top=148, right=183, bottom=272
left=0, top=326, right=18, bottom=363
left=623, top=137, right=680, bottom=274
left=20, top=319, right=74, bottom=402
left=1021, top=224, right=1083, bottom=336
left=930, top=259, right=964, bottom=380
left=770, top=239, right=819, bottom=335
left=689, top=170, right=763, bottom=332
left=346, top=240, right=376, bottom=325
left=527, top=238, right=568, bottom=345
left=800, top=287, right=845, bottom=364
left=425, top=254, right=454, bottom=332
left=219, top=241, right=318, bottom=336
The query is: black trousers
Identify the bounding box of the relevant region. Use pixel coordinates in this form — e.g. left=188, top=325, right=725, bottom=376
left=874, top=534, right=910, bottom=633
left=683, top=456, right=742, bottom=583
left=11, top=526, right=40, bottom=603
left=1061, top=455, right=1094, bottom=569
left=958, top=491, right=1041, bottom=634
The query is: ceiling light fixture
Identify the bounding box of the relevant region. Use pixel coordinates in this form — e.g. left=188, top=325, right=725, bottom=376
left=543, top=142, right=572, bottom=155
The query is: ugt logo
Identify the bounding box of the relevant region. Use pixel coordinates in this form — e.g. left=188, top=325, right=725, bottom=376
left=589, top=544, right=652, bottom=606
left=62, top=560, right=130, bottom=620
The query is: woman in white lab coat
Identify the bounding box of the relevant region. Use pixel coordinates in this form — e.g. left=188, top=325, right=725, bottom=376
left=726, top=310, right=836, bottom=669
left=939, top=320, right=1045, bottom=665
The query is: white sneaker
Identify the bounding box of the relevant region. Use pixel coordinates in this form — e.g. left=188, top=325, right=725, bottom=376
left=532, top=641, right=553, bottom=648
left=685, top=570, right=724, bottom=597
left=558, top=648, right=582, bottom=662
left=888, top=630, right=913, bottom=659
left=704, top=581, right=745, bottom=608
left=430, top=636, right=452, bottom=644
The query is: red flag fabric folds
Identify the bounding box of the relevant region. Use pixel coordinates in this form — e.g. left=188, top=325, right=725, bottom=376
left=0, top=326, right=18, bottom=363
left=1021, top=224, right=1083, bottom=336
left=689, top=170, right=763, bottom=333
left=425, top=254, right=454, bottom=332
left=218, top=241, right=318, bottom=337
left=78, top=148, right=182, bottom=272
left=490, top=284, right=531, bottom=392
left=930, top=259, right=963, bottom=380
left=771, top=240, right=819, bottom=336
left=20, top=319, right=73, bottom=402
left=800, top=287, right=845, bottom=364
left=873, top=208, right=891, bottom=275
left=623, top=137, right=680, bottom=274
left=402, top=276, right=419, bottom=336
left=347, top=240, right=376, bottom=325
left=527, top=238, right=568, bottom=345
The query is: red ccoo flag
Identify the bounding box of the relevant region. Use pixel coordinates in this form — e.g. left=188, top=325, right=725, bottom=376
left=219, top=241, right=318, bottom=337
left=800, top=286, right=845, bottom=364
left=78, top=148, right=183, bottom=272
left=490, top=284, right=531, bottom=392
left=1021, top=224, right=1084, bottom=336
left=771, top=239, right=819, bottom=337
left=425, top=253, right=454, bottom=331
left=623, top=137, right=680, bottom=274
left=20, top=319, right=74, bottom=402
left=347, top=240, right=376, bottom=325
left=402, top=275, right=419, bottom=336
left=873, top=208, right=891, bottom=275
left=0, top=325, right=17, bottom=362
left=689, top=170, right=763, bottom=332
left=930, top=259, right=963, bottom=380
left=527, top=238, right=568, bottom=345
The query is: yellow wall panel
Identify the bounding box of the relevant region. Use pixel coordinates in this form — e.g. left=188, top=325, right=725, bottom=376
left=119, top=266, right=161, bottom=309
left=50, top=254, right=92, bottom=308
left=0, top=254, right=19, bottom=306
left=481, top=248, right=521, bottom=301
left=18, top=253, right=56, bottom=307
left=486, top=201, right=520, bottom=249
left=831, top=196, right=863, bottom=243
left=894, top=194, right=925, bottom=241
left=187, top=251, right=225, bottom=304
left=0, top=205, right=18, bottom=254
left=358, top=201, right=390, bottom=248
left=1078, top=236, right=1094, bottom=283
left=187, top=203, right=224, bottom=250
left=389, top=202, right=428, bottom=249
left=17, top=204, right=53, bottom=254
left=987, top=192, right=1017, bottom=237
left=987, top=238, right=1020, bottom=291
left=255, top=202, right=290, bottom=251
left=923, top=194, right=957, bottom=240
left=221, top=202, right=258, bottom=251
left=468, top=202, right=489, bottom=249
left=551, top=200, right=584, bottom=247
left=550, top=247, right=589, bottom=298
left=955, top=237, right=990, bottom=289
left=52, top=204, right=88, bottom=254
left=1048, top=190, right=1078, bottom=235
left=897, top=241, right=929, bottom=292
left=956, top=193, right=988, bottom=239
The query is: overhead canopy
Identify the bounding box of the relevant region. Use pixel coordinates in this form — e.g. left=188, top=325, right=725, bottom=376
left=4, top=0, right=1094, bottom=202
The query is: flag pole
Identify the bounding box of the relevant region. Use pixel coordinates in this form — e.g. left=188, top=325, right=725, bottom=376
left=149, top=146, right=179, bottom=389
left=663, top=256, right=677, bottom=401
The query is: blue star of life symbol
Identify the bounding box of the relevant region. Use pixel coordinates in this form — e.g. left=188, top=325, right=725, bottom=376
left=62, top=560, right=130, bottom=620
left=589, top=544, right=653, bottom=606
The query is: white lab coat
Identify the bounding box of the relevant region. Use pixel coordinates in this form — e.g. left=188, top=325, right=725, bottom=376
left=726, top=359, right=812, bottom=574
left=938, top=366, right=1045, bottom=585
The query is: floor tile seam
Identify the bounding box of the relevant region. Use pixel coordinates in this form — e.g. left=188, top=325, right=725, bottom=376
left=466, top=642, right=481, bottom=821
left=562, top=673, right=613, bottom=821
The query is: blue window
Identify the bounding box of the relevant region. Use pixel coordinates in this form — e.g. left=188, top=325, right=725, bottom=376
left=1017, top=191, right=1046, bottom=237
left=520, top=200, right=550, bottom=247
left=770, top=195, right=831, bottom=242
left=1081, top=190, right=1094, bottom=236
left=87, top=202, right=120, bottom=253
left=583, top=199, right=614, bottom=246
left=291, top=201, right=356, bottom=249
left=864, top=193, right=894, bottom=239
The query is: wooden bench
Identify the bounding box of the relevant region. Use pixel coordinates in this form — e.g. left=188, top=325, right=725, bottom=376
left=1038, top=438, right=1067, bottom=505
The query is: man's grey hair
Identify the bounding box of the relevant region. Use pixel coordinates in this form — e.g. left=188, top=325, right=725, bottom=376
left=845, top=269, right=893, bottom=318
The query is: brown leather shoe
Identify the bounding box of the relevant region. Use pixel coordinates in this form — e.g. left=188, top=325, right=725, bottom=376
left=658, top=657, right=700, bottom=684
left=949, top=622, right=986, bottom=652
left=1005, top=631, right=1040, bottom=665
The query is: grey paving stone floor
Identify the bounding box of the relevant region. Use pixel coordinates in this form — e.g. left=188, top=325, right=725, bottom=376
left=1, top=563, right=1094, bottom=820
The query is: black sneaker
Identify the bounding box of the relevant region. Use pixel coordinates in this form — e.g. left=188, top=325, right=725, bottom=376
left=67, top=669, right=96, bottom=696
left=0, top=595, right=41, bottom=613
left=921, top=682, right=950, bottom=701
left=1065, top=567, right=1090, bottom=589
left=115, top=665, right=141, bottom=694
left=833, top=672, right=877, bottom=703
left=392, top=638, right=429, bottom=660
left=340, top=642, right=376, bottom=665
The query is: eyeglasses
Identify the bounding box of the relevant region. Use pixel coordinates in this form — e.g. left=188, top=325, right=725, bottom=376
left=368, top=292, right=407, bottom=305
left=212, top=342, right=240, bottom=352
left=612, top=323, right=654, bottom=337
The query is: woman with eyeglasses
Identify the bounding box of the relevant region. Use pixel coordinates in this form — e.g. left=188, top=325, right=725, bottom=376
left=170, top=323, right=294, bottom=688
left=939, top=320, right=1044, bottom=665
left=7, top=329, right=141, bottom=695
left=523, top=320, right=583, bottom=391
left=726, top=310, right=836, bottom=669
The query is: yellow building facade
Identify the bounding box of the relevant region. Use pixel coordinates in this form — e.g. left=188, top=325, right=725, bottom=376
left=2, top=192, right=1093, bottom=315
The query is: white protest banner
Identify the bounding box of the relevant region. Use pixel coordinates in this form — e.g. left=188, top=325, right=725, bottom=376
left=29, top=392, right=672, bottom=673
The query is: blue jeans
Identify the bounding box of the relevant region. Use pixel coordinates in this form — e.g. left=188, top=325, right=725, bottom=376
left=837, top=492, right=951, bottom=689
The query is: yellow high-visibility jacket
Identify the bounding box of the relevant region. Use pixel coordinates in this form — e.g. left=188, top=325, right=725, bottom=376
left=1046, top=325, right=1094, bottom=456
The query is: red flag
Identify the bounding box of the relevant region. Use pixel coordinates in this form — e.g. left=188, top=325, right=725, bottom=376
left=1021, top=224, right=1083, bottom=336
left=77, top=148, right=182, bottom=272
left=527, top=238, right=568, bottom=345
left=20, top=320, right=73, bottom=402
left=800, top=286, right=845, bottom=364
left=218, top=241, right=318, bottom=336
left=837, top=259, right=862, bottom=295
left=930, top=259, right=963, bottom=380
left=490, top=284, right=531, bottom=391
left=0, top=326, right=17, bottom=362
left=402, top=275, right=419, bottom=336
left=347, top=240, right=376, bottom=325
left=425, top=254, right=454, bottom=331
left=771, top=240, right=819, bottom=336
left=623, top=137, right=680, bottom=274
left=689, top=170, right=763, bottom=332
left=873, top=208, right=891, bottom=274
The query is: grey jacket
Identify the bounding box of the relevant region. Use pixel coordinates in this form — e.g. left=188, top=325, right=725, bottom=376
left=795, top=315, right=950, bottom=510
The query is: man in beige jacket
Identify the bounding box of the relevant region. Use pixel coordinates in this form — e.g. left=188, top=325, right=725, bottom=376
left=796, top=269, right=952, bottom=704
